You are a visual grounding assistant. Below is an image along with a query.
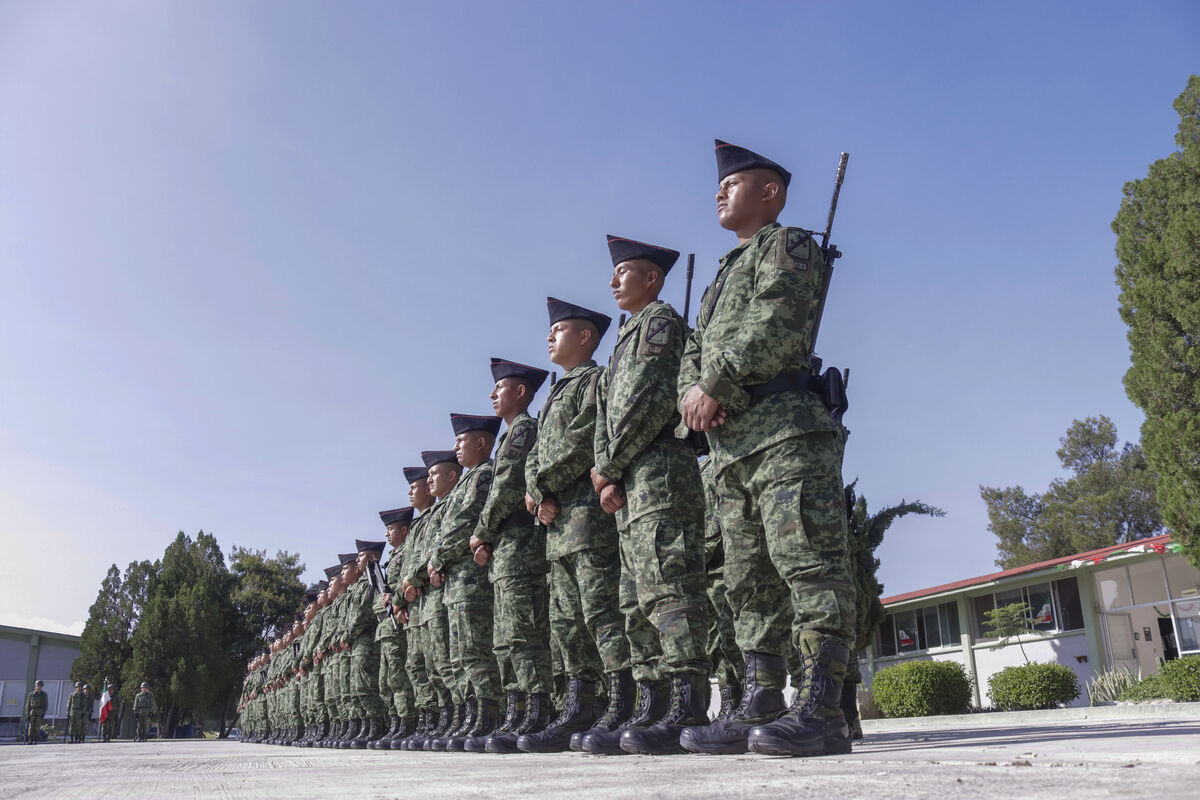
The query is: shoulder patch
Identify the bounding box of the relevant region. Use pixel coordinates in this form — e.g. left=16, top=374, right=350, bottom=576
left=507, top=423, right=533, bottom=454
left=639, top=314, right=674, bottom=356
left=784, top=228, right=812, bottom=270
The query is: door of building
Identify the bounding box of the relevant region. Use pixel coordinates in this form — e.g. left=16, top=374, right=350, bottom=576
left=1102, top=612, right=1138, bottom=673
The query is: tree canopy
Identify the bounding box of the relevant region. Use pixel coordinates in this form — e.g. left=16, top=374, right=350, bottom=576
left=1114, top=75, right=1200, bottom=570
left=981, top=416, right=1163, bottom=569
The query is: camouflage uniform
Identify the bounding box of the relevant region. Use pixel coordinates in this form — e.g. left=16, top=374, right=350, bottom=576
left=302, top=607, right=328, bottom=732
left=526, top=360, right=627, bottom=682
left=429, top=460, right=503, bottom=704
left=376, top=548, right=415, bottom=723
left=401, top=511, right=440, bottom=712
left=475, top=410, right=552, bottom=696
left=699, top=456, right=745, bottom=692
left=596, top=301, right=710, bottom=680
left=347, top=573, right=388, bottom=721
left=406, top=501, right=458, bottom=706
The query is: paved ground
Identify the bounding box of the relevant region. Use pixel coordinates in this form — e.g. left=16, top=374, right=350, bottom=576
left=3, top=706, right=1199, bottom=799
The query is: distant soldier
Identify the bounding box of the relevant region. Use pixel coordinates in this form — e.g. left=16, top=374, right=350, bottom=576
left=396, top=465, right=441, bottom=750
left=24, top=679, right=47, bottom=744
left=101, top=681, right=121, bottom=743
left=346, top=539, right=389, bottom=748
left=372, top=506, right=417, bottom=749
left=134, top=682, right=156, bottom=741
left=67, top=682, right=87, bottom=743
left=81, top=684, right=94, bottom=742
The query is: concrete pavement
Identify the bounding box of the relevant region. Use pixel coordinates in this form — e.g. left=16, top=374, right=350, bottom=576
left=3, top=705, right=1199, bottom=799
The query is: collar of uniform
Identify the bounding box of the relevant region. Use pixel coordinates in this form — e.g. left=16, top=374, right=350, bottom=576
left=624, top=300, right=668, bottom=330
left=463, top=457, right=493, bottom=475
left=559, top=359, right=598, bottom=380
left=720, top=221, right=781, bottom=266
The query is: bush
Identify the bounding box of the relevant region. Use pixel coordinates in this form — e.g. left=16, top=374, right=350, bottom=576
left=1118, top=655, right=1200, bottom=702
left=1086, top=666, right=1139, bottom=705
left=871, top=660, right=973, bottom=717
left=988, top=662, right=1080, bottom=710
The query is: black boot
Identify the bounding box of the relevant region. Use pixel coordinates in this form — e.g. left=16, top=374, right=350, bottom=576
left=620, top=673, right=710, bottom=755
left=517, top=678, right=597, bottom=753
left=748, top=638, right=851, bottom=757
left=414, top=706, right=449, bottom=751
left=352, top=717, right=377, bottom=749
left=307, top=721, right=326, bottom=748
left=371, top=716, right=398, bottom=750
left=463, top=696, right=505, bottom=752
left=488, top=692, right=550, bottom=754
left=472, top=692, right=523, bottom=753
left=579, top=669, right=637, bottom=755
left=338, top=718, right=361, bottom=749
left=679, top=651, right=786, bottom=755
left=401, top=710, right=432, bottom=751
left=718, top=682, right=743, bottom=721
left=447, top=698, right=481, bottom=751
left=391, top=715, right=417, bottom=750
left=841, top=677, right=862, bottom=740
left=429, top=703, right=463, bottom=751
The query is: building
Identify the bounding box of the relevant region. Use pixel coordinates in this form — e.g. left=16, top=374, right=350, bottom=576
left=862, top=535, right=1200, bottom=708
left=0, top=624, right=93, bottom=739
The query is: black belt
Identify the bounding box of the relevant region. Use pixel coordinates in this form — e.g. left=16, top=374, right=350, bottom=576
left=745, top=370, right=820, bottom=402
left=503, top=510, right=536, bottom=526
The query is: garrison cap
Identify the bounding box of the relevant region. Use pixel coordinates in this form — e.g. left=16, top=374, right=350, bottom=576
left=422, top=450, right=458, bottom=468
left=403, top=466, right=429, bottom=485
left=317, top=580, right=329, bottom=590
left=323, top=564, right=342, bottom=579
left=606, top=235, right=680, bottom=275
left=490, top=357, right=549, bottom=391
left=450, top=413, right=502, bottom=437
left=380, top=507, right=414, bottom=526
left=304, top=590, right=319, bottom=603
left=293, top=612, right=304, bottom=622
left=355, top=539, right=386, bottom=555
left=338, top=552, right=358, bottom=566
left=715, top=139, right=791, bottom=188
left=546, top=297, right=611, bottom=340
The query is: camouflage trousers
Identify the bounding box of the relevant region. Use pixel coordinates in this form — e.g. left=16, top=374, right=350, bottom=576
left=404, top=622, right=439, bottom=710
left=423, top=595, right=460, bottom=704
left=288, top=679, right=301, bottom=727
left=549, top=546, right=628, bottom=682
left=25, top=711, right=43, bottom=742
left=307, top=666, right=328, bottom=724
left=69, top=713, right=86, bottom=739
left=350, top=637, right=387, bottom=718
left=619, top=513, right=711, bottom=680
left=715, top=430, right=856, bottom=654
left=493, top=573, right=552, bottom=695
left=706, top=562, right=745, bottom=688
left=447, top=593, right=503, bottom=702
left=378, top=632, right=415, bottom=719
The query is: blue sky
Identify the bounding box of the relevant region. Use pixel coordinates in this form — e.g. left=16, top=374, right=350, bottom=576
left=1, top=1, right=1196, bottom=634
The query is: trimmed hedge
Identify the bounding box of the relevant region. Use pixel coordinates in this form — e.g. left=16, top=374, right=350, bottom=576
left=871, top=660, right=973, bottom=717
left=988, top=662, right=1080, bottom=710
left=1118, top=655, right=1200, bottom=702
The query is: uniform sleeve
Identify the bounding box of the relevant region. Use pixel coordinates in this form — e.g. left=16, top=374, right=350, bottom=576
left=697, top=229, right=824, bottom=407
left=348, top=582, right=375, bottom=639
left=405, top=515, right=435, bottom=588
left=595, top=313, right=681, bottom=482
left=477, top=421, right=535, bottom=543
left=531, top=373, right=601, bottom=497
left=431, top=468, right=492, bottom=571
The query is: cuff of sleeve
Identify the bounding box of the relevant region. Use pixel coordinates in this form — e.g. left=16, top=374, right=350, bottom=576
left=596, top=463, right=623, bottom=484
left=428, top=557, right=444, bottom=572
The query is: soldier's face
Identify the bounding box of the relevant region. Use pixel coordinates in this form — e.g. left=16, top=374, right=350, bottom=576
left=385, top=522, right=408, bottom=548
left=491, top=378, right=525, bottom=420
left=428, top=463, right=458, bottom=498
left=717, top=170, right=776, bottom=232
left=455, top=432, right=490, bottom=469
left=547, top=320, right=588, bottom=367
left=341, top=563, right=355, bottom=583
left=611, top=260, right=659, bottom=312
left=409, top=478, right=432, bottom=508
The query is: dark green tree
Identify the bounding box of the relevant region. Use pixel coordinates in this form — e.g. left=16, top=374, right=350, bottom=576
left=73, top=565, right=133, bottom=690
left=228, top=546, right=306, bottom=663
left=981, top=416, right=1164, bottom=569
left=1114, top=75, right=1200, bottom=570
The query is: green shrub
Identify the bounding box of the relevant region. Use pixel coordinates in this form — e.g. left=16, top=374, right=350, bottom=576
left=1118, top=673, right=1169, bottom=702
left=1119, top=655, right=1200, bottom=702
left=1087, top=665, right=1139, bottom=705
left=871, top=660, right=973, bottom=717
left=988, top=662, right=1080, bottom=710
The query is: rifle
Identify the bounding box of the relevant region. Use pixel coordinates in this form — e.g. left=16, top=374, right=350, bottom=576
left=809, top=152, right=848, bottom=356
left=618, top=313, right=626, bottom=328
left=367, top=559, right=398, bottom=631
left=682, top=253, right=695, bottom=325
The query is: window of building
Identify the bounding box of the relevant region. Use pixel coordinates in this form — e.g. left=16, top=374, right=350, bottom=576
left=972, top=594, right=996, bottom=639
left=876, top=601, right=961, bottom=656
left=1128, top=560, right=1168, bottom=605
left=1165, top=556, right=1200, bottom=600
left=1096, top=566, right=1133, bottom=610
left=973, top=577, right=1085, bottom=639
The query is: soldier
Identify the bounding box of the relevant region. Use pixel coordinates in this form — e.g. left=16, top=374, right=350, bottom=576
left=316, top=565, right=348, bottom=746
left=699, top=456, right=746, bottom=719
left=24, top=679, right=47, bottom=744
left=81, top=684, right=94, bottom=742
left=468, top=359, right=554, bottom=754
left=294, top=591, right=321, bottom=746
left=342, top=540, right=389, bottom=748
left=326, top=555, right=358, bottom=747
left=678, top=140, right=855, bottom=757
left=397, top=465, right=442, bottom=750
left=66, top=682, right=86, bottom=743
left=101, top=681, right=121, bottom=743
left=133, top=681, right=156, bottom=741
left=518, top=298, right=630, bottom=753
left=372, top=506, right=417, bottom=749
left=588, top=235, right=712, bottom=756
left=402, top=450, right=462, bottom=750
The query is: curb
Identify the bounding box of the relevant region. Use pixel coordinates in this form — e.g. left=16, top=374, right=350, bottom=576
left=860, top=700, right=1200, bottom=731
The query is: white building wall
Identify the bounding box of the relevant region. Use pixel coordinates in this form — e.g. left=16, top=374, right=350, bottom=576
left=970, top=632, right=1092, bottom=708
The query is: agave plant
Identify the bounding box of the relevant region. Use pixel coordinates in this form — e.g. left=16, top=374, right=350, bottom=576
left=1087, top=665, right=1140, bottom=705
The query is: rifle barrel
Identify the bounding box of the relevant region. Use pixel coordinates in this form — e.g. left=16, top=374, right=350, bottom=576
left=683, top=253, right=695, bottom=324
left=821, top=152, right=849, bottom=249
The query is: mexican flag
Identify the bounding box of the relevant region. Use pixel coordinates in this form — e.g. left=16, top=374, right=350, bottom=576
left=99, top=680, right=114, bottom=724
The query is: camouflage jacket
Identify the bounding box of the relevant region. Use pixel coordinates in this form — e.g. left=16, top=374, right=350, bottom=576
left=405, top=501, right=450, bottom=621
left=475, top=411, right=546, bottom=578
left=431, top=460, right=494, bottom=603
left=347, top=575, right=377, bottom=641
left=596, top=300, right=702, bottom=526
left=526, top=360, right=616, bottom=558
left=66, top=691, right=87, bottom=717
left=301, top=608, right=324, bottom=666
left=25, top=689, right=47, bottom=715
left=133, top=691, right=155, bottom=715
left=374, top=548, right=405, bottom=641
left=320, top=593, right=347, bottom=650
left=678, top=222, right=836, bottom=467
left=398, top=511, right=430, bottom=627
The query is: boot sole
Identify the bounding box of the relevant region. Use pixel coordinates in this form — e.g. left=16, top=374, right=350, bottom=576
left=747, top=735, right=851, bottom=757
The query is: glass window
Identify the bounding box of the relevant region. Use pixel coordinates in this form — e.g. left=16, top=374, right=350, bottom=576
left=1095, top=566, right=1133, bottom=610
left=894, top=610, right=918, bottom=652
left=1054, top=577, right=1085, bottom=631
left=1128, top=560, right=1168, bottom=605
left=973, top=594, right=996, bottom=639
left=877, top=615, right=897, bottom=657
left=1174, top=600, right=1200, bottom=653
left=939, top=601, right=961, bottom=644
left=995, top=587, right=1023, bottom=610
left=922, top=606, right=942, bottom=649
left=1165, top=555, right=1200, bottom=600
left=1024, top=582, right=1056, bottom=631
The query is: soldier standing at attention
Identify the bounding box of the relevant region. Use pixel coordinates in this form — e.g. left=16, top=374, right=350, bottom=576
left=316, top=566, right=347, bottom=746
left=372, top=506, right=417, bottom=749
left=678, top=140, right=856, bottom=758
left=134, top=681, right=156, bottom=741
left=587, top=235, right=712, bottom=756
left=101, top=681, right=121, bottom=743
left=518, top=298, right=630, bottom=753
left=24, top=679, right=47, bottom=744
left=66, top=682, right=86, bottom=743
left=402, top=450, right=463, bottom=750
left=81, top=684, right=94, bottom=742
left=397, top=465, right=442, bottom=750
left=468, top=359, right=554, bottom=754
left=343, top=543, right=387, bottom=748
left=329, top=554, right=358, bottom=747
left=428, top=414, right=503, bottom=750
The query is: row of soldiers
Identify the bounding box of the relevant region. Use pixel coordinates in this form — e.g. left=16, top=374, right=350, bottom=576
left=236, top=139, right=860, bottom=757
left=23, top=680, right=154, bottom=743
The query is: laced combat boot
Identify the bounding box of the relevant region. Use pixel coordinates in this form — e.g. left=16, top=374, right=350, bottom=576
left=402, top=709, right=433, bottom=750
left=428, top=703, right=464, bottom=751
left=841, top=677, right=863, bottom=740
left=487, top=692, right=550, bottom=753
left=718, top=682, right=743, bottom=720
left=338, top=718, right=361, bottom=749
left=352, top=717, right=378, bottom=749
left=748, top=637, right=851, bottom=757
left=371, top=715, right=399, bottom=750
left=446, top=698, right=480, bottom=752
left=620, top=673, right=710, bottom=755
left=391, top=715, right=417, bottom=749
left=307, top=721, right=327, bottom=747
left=469, top=692, right=523, bottom=752
left=578, top=669, right=636, bottom=755
left=413, top=706, right=450, bottom=751
left=461, top=696, right=503, bottom=752
left=516, top=677, right=597, bottom=753
left=679, top=651, right=786, bottom=754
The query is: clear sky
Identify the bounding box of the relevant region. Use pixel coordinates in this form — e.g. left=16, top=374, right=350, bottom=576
left=1, top=1, right=1196, bottom=635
